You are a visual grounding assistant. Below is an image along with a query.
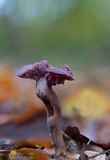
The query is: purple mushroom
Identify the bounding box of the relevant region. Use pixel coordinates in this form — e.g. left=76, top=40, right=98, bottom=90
left=16, top=60, right=74, bottom=157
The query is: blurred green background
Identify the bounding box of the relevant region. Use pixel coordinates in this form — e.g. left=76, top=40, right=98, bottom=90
left=0, top=0, right=110, bottom=70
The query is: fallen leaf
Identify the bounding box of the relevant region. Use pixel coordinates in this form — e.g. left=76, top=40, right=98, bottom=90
left=62, top=86, right=110, bottom=119
left=85, top=151, right=106, bottom=160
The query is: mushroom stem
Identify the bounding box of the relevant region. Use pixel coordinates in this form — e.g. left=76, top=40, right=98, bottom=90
left=36, top=77, right=65, bottom=155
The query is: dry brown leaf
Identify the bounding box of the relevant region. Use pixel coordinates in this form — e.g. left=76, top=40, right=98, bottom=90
left=14, top=139, right=51, bottom=148
left=17, top=148, right=49, bottom=160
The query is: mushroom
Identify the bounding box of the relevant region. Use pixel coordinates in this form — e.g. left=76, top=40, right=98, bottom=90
left=16, top=60, right=74, bottom=156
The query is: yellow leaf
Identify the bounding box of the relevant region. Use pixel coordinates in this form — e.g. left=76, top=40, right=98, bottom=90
left=62, top=86, right=110, bottom=119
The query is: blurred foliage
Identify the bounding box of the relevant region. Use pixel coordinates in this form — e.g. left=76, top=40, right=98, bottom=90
left=62, top=86, right=110, bottom=119
left=0, top=0, right=110, bottom=70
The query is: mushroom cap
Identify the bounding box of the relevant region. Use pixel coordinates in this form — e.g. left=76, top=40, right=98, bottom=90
left=16, top=64, right=34, bottom=78
left=16, top=60, right=49, bottom=80
left=16, top=60, right=74, bottom=85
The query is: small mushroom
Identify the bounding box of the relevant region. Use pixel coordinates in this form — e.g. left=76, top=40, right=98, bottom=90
left=16, top=60, right=74, bottom=156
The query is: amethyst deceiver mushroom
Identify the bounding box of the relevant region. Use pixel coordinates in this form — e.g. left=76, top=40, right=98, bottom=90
left=16, top=60, right=74, bottom=156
